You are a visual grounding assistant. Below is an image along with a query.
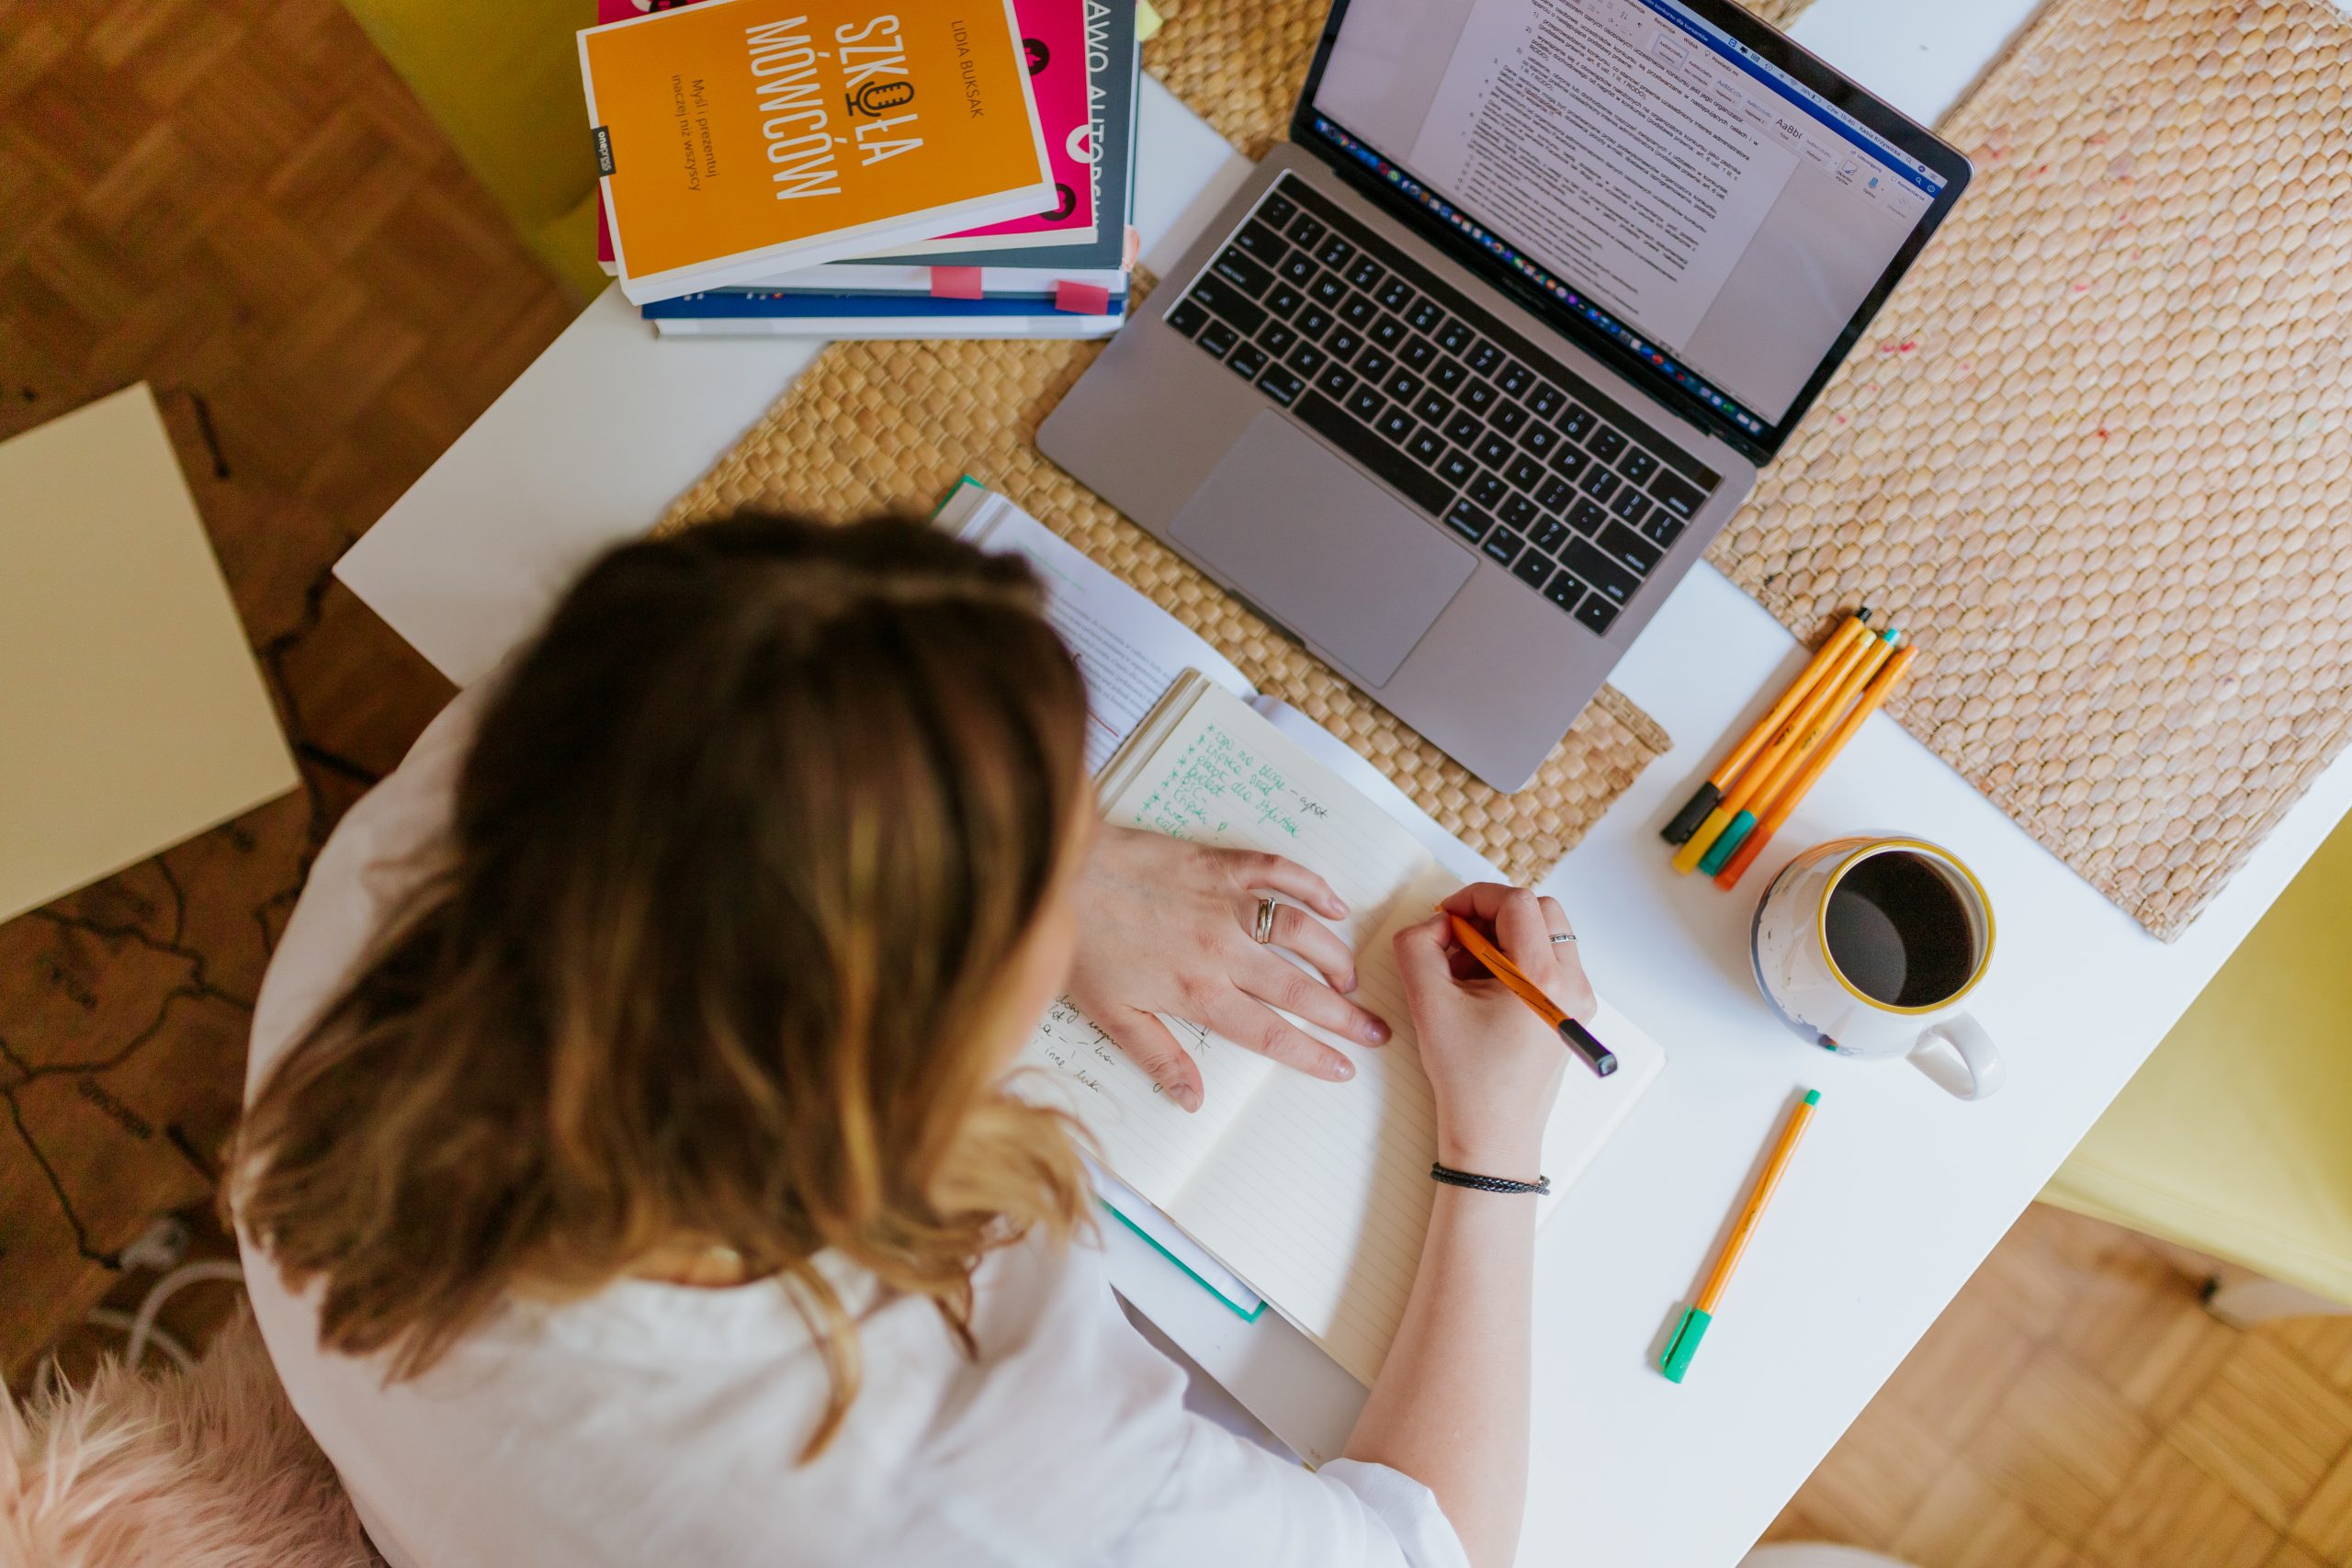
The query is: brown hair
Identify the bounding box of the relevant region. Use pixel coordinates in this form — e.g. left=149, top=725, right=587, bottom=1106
left=235, top=513, right=1094, bottom=1457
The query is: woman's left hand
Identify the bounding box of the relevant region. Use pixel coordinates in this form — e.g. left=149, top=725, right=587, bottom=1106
left=1066, top=827, right=1393, bottom=1112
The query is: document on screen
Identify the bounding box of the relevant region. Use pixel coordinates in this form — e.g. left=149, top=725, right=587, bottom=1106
left=1407, top=0, right=1796, bottom=352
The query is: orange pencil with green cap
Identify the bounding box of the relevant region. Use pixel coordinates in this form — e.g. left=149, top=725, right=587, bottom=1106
left=1672, top=624, right=1878, bottom=876
left=1660, top=1089, right=1822, bottom=1382
left=1660, top=609, right=1871, bottom=848
left=1696, top=626, right=1903, bottom=876
left=1714, top=643, right=1921, bottom=888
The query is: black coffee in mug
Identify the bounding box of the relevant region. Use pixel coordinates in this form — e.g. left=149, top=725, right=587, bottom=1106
left=1823, top=850, right=1979, bottom=1008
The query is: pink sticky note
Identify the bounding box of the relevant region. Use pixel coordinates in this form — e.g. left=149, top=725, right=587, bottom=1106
left=1056, top=280, right=1113, bottom=316
left=931, top=267, right=986, bottom=300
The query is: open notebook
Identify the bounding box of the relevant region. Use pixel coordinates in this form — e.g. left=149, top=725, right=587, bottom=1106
left=1023, top=670, right=1666, bottom=1386
left=939, top=480, right=1664, bottom=1385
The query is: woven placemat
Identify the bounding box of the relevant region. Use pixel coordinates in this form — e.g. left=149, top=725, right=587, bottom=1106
left=1707, top=0, right=2352, bottom=940
left=659, top=0, right=1821, bottom=877
left=653, top=0, right=1838, bottom=879
left=662, top=323, right=1670, bottom=883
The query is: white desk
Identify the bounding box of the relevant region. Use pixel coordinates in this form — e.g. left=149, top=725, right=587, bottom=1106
left=336, top=6, right=2352, bottom=1562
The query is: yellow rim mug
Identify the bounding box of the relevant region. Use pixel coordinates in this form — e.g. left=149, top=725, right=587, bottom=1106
left=1748, top=835, right=2005, bottom=1100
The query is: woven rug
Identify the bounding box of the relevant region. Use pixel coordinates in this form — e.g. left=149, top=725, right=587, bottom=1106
left=654, top=0, right=1807, bottom=879
left=662, top=331, right=1670, bottom=883
left=1707, top=0, right=2352, bottom=940
left=660, top=0, right=1818, bottom=877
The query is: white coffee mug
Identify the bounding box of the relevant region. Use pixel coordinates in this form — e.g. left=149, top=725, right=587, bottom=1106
left=1749, top=835, right=2004, bottom=1100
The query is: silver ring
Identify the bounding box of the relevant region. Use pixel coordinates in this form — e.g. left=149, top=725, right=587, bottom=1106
left=1550, top=932, right=1576, bottom=943
left=1253, top=897, right=1279, bottom=944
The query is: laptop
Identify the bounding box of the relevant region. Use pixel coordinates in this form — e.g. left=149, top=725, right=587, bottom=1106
left=1039, top=0, right=1971, bottom=790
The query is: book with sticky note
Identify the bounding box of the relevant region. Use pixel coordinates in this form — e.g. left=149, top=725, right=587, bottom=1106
left=934, top=480, right=1667, bottom=1387
left=640, top=284, right=1126, bottom=337
left=625, top=0, right=1142, bottom=335
left=581, top=0, right=1055, bottom=303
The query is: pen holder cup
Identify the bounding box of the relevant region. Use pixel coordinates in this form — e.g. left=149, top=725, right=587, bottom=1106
left=1748, top=836, right=2003, bottom=1100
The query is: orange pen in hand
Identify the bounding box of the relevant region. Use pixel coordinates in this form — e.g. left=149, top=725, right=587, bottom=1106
left=1442, top=910, right=1616, bottom=1077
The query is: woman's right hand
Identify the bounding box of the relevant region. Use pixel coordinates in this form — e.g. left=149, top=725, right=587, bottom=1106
left=1393, top=884, right=1595, bottom=1179
left=1357, top=884, right=1587, bottom=1567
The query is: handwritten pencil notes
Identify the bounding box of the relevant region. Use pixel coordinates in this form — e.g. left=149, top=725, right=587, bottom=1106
left=1033, top=1000, right=1271, bottom=1200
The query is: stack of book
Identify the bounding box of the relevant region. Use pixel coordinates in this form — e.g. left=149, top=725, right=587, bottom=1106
left=580, top=0, right=1140, bottom=339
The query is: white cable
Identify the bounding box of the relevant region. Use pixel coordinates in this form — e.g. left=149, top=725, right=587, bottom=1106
left=123, top=1259, right=245, bottom=1371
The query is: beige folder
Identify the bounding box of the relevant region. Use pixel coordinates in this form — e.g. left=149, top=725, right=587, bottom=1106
left=0, top=384, right=299, bottom=925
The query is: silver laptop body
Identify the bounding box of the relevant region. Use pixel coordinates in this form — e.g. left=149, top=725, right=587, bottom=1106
left=1040, top=0, right=1968, bottom=791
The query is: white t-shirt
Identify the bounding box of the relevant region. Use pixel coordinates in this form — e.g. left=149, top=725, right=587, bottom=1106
left=240, top=693, right=1468, bottom=1568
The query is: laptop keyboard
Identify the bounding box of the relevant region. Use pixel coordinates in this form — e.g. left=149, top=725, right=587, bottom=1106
left=1160, top=175, right=1721, bottom=637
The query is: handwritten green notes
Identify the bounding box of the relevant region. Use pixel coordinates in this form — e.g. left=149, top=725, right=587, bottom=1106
left=1128, top=719, right=1338, bottom=844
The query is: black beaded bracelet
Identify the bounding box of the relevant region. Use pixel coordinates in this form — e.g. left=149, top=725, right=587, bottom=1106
left=1430, top=1162, right=1551, bottom=1196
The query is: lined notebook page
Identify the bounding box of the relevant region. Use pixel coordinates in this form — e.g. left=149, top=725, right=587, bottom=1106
left=1094, top=682, right=1462, bottom=1383
left=1017, top=998, right=1272, bottom=1203
left=1176, top=867, right=1458, bottom=1384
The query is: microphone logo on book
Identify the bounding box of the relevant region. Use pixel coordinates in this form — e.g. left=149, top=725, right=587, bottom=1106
left=845, top=78, right=915, bottom=116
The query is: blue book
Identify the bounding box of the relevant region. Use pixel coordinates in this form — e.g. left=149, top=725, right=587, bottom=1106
left=641, top=288, right=1129, bottom=339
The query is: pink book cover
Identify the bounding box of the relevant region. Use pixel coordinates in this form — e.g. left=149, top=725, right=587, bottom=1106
left=593, top=0, right=714, bottom=267
left=929, top=0, right=1094, bottom=244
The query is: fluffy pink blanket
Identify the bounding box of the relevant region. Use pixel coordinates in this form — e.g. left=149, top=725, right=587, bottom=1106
left=2, top=1311, right=377, bottom=1567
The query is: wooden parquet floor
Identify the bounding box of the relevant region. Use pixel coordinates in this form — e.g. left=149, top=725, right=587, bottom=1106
left=7, top=10, right=2352, bottom=1568
left=1766, top=1205, right=2352, bottom=1568
left=0, top=0, right=578, bottom=1382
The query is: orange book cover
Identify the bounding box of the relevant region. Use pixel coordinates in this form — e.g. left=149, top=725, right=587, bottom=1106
left=581, top=0, right=1054, bottom=303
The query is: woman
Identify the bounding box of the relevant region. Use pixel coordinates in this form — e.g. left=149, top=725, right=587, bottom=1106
left=236, top=513, right=1590, bottom=1568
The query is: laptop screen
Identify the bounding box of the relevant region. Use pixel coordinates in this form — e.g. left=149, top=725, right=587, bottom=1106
left=1301, top=0, right=1967, bottom=454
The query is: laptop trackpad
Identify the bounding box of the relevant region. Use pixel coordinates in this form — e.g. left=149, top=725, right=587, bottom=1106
left=1169, top=412, right=1476, bottom=687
